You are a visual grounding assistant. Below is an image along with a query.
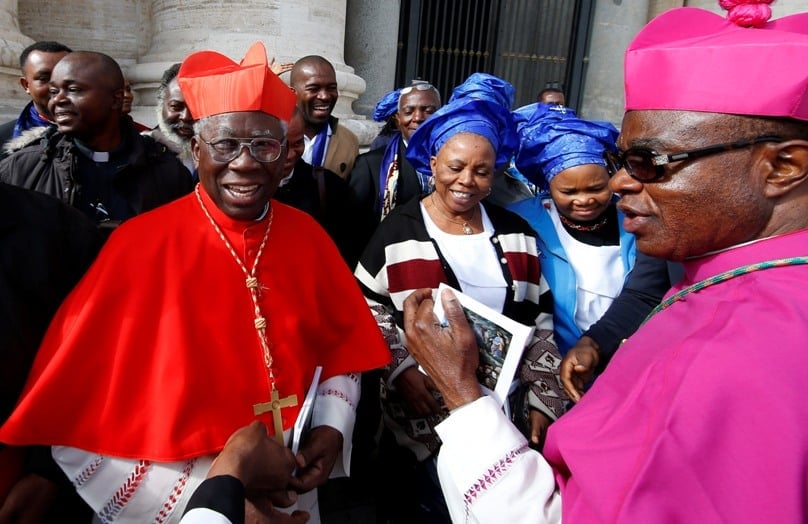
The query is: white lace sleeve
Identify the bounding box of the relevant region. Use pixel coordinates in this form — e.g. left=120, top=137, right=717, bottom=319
left=52, top=446, right=213, bottom=524
left=434, top=396, right=563, bottom=524
left=311, top=372, right=360, bottom=477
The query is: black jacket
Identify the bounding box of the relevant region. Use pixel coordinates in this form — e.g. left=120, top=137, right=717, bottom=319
left=348, top=138, right=424, bottom=249
left=0, top=118, right=193, bottom=228
left=0, top=183, right=102, bottom=422
left=274, top=159, right=363, bottom=268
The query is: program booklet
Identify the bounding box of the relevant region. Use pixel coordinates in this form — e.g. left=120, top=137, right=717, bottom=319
left=290, top=365, right=322, bottom=456
left=432, top=283, right=535, bottom=407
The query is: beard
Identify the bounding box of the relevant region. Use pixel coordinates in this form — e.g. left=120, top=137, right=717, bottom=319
left=157, top=118, right=193, bottom=159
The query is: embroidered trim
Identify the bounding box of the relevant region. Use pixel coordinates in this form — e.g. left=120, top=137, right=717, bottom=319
left=72, top=455, right=104, bottom=488
left=153, top=459, right=197, bottom=524
left=644, top=256, right=808, bottom=324
left=320, top=388, right=354, bottom=410
left=463, top=445, right=528, bottom=522
left=98, top=460, right=152, bottom=523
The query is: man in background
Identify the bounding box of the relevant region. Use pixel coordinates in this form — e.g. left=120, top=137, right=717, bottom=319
left=0, top=41, right=71, bottom=157
left=0, top=51, right=192, bottom=235
left=290, top=55, right=358, bottom=179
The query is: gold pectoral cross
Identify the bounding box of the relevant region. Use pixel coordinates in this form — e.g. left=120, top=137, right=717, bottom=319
left=253, top=388, right=299, bottom=445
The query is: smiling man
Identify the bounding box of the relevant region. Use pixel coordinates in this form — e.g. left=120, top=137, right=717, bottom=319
left=289, top=55, right=358, bottom=179
left=143, top=63, right=197, bottom=175
left=0, top=41, right=390, bottom=523
left=348, top=82, right=442, bottom=246
left=399, top=3, right=808, bottom=524
left=0, top=41, right=71, bottom=157
left=0, top=51, right=192, bottom=234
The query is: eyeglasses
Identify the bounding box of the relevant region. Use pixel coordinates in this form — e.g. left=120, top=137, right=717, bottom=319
left=604, top=135, right=784, bottom=183
left=400, top=83, right=438, bottom=96
left=201, top=136, right=286, bottom=164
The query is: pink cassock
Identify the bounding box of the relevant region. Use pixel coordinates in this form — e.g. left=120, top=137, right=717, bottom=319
left=544, top=228, right=808, bottom=523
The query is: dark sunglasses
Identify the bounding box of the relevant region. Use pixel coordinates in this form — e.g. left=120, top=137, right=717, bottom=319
left=604, top=135, right=784, bottom=182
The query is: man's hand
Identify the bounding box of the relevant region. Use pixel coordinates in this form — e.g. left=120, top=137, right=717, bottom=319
left=207, top=420, right=297, bottom=493
left=560, top=336, right=600, bottom=403
left=288, top=425, right=342, bottom=494
left=393, top=366, right=443, bottom=416
left=0, top=474, right=59, bottom=524
left=528, top=410, right=552, bottom=451
left=269, top=57, right=294, bottom=76
left=402, top=288, right=482, bottom=411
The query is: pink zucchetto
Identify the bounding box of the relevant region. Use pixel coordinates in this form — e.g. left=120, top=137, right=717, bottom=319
left=624, top=2, right=808, bottom=122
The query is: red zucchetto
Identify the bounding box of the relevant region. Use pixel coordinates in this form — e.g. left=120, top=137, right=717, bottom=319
left=178, top=41, right=296, bottom=122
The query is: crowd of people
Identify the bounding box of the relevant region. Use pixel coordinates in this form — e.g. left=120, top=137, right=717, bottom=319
left=0, top=1, right=807, bottom=523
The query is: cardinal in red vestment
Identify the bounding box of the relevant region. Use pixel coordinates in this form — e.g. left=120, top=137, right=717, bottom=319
left=0, top=41, right=390, bottom=523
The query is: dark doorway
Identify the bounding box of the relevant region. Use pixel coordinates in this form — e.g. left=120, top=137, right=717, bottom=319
left=396, top=0, right=594, bottom=109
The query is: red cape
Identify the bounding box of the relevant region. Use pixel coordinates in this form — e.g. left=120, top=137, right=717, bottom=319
left=0, top=189, right=390, bottom=461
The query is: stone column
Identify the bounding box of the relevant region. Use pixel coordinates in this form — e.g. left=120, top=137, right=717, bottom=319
left=18, top=0, right=140, bottom=66
left=0, top=0, right=33, bottom=119
left=649, top=0, right=683, bottom=20
left=579, top=0, right=650, bottom=125
left=345, top=0, right=400, bottom=119
left=130, top=0, right=371, bottom=138
left=15, top=0, right=146, bottom=120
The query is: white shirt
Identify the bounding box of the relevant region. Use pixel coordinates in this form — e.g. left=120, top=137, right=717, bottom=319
left=422, top=202, right=507, bottom=313
left=435, top=396, right=562, bottom=523
left=547, top=204, right=623, bottom=332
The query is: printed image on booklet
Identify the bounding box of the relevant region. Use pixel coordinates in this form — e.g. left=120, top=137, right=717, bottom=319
left=432, top=283, right=535, bottom=407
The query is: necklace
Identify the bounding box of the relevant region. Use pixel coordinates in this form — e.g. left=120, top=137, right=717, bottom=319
left=643, top=256, right=808, bottom=325
left=558, top=211, right=608, bottom=232
left=194, top=186, right=297, bottom=444
left=430, top=192, right=477, bottom=235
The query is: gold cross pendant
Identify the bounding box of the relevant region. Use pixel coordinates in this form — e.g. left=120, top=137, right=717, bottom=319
left=253, top=388, right=299, bottom=445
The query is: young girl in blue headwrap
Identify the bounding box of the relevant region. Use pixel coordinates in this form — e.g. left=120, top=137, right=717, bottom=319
left=508, top=104, right=637, bottom=355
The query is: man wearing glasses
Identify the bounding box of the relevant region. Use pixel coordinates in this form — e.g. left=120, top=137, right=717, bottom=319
left=0, top=42, right=390, bottom=523
left=401, top=3, right=808, bottom=523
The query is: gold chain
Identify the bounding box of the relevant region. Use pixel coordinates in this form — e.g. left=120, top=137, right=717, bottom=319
left=429, top=192, right=477, bottom=235
left=194, top=186, right=276, bottom=385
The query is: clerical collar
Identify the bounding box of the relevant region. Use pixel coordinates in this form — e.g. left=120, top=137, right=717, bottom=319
left=278, top=171, right=294, bottom=187
left=255, top=202, right=270, bottom=221
left=687, top=235, right=781, bottom=260
left=74, top=136, right=127, bottom=163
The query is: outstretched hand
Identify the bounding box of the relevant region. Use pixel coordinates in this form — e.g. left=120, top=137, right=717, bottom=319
left=270, top=57, right=294, bottom=76
left=560, top=336, right=600, bottom=403
left=207, top=420, right=297, bottom=493
left=402, top=288, right=482, bottom=411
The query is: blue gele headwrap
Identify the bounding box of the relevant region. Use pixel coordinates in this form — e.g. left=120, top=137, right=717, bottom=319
left=405, top=98, right=518, bottom=174
left=373, top=88, right=402, bottom=122
left=448, top=72, right=515, bottom=110
left=513, top=103, right=619, bottom=190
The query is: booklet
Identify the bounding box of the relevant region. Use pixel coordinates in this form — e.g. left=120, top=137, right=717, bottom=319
left=290, top=365, right=322, bottom=456
left=432, top=283, right=535, bottom=407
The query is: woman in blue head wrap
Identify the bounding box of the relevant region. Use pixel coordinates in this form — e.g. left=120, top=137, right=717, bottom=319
left=355, top=98, right=567, bottom=523
left=348, top=82, right=442, bottom=249
left=508, top=103, right=637, bottom=355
